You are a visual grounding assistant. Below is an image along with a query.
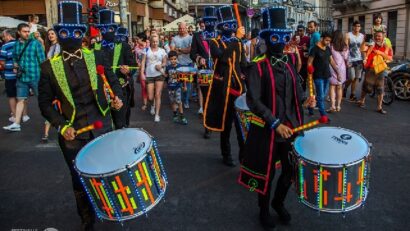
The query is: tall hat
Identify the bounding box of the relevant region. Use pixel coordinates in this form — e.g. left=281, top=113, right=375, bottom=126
left=95, top=8, right=118, bottom=33
left=54, top=1, right=87, bottom=37
left=202, top=7, right=218, bottom=39
left=216, top=5, right=237, bottom=31
left=259, top=7, right=293, bottom=45
left=203, top=6, right=217, bottom=20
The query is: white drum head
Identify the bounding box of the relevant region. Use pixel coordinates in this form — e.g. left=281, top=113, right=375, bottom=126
left=235, top=93, right=249, bottom=111
left=176, top=66, right=197, bottom=73
left=294, top=127, right=370, bottom=165
left=75, top=128, right=151, bottom=175
left=198, top=69, right=213, bottom=75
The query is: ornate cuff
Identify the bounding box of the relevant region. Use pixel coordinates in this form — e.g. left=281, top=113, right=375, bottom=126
left=270, top=119, right=280, bottom=130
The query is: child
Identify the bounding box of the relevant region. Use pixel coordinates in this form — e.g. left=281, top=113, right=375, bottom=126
left=165, top=51, right=188, bottom=125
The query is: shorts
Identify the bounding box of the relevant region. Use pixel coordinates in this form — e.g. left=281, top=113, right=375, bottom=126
left=348, top=62, right=363, bottom=80
left=146, top=75, right=165, bottom=83
left=16, top=79, right=38, bottom=99
left=362, top=70, right=387, bottom=95
left=168, top=88, right=182, bottom=104
left=5, top=79, right=17, bottom=97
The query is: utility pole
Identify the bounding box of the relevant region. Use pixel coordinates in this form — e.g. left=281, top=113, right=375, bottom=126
left=119, top=0, right=128, bottom=27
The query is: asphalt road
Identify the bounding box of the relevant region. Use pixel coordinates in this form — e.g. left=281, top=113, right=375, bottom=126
left=0, top=81, right=409, bottom=231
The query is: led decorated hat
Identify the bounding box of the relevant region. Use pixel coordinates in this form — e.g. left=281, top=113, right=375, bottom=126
left=115, top=26, right=129, bottom=42
left=216, top=5, right=237, bottom=33
left=202, top=6, right=218, bottom=39
left=54, top=1, right=87, bottom=42
left=95, top=9, right=118, bottom=34
left=259, top=7, right=293, bottom=46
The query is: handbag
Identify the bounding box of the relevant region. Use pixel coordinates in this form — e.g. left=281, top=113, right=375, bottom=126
left=372, top=54, right=388, bottom=75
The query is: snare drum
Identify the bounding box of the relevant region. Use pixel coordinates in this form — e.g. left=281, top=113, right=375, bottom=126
left=292, top=127, right=371, bottom=213
left=197, top=69, right=213, bottom=86
left=234, top=93, right=265, bottom=141
left=176, top=66, right=197, bottom=83
left=74, top=128, right=168, bottom=221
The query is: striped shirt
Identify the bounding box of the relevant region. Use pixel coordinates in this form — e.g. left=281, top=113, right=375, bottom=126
left=12, top=38, right=45, bottom=82
left=0, top=40, right=17, bottom=80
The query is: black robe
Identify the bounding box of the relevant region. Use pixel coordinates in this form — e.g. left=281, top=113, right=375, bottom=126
left=238, top=55, right=304, bottom=195
left=203, top=37, right=246, bottom=131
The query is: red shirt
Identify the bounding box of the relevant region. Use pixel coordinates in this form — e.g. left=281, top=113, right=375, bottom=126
left=365, top=44, right=392, bottom=69
left=298, top=36, right=310, bottom=64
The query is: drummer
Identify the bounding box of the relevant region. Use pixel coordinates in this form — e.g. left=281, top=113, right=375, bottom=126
left=165, top=51, right=188, bottom=125
left=190, top=7, right=218, bottom=139
left=238, top=7, right=316, bottom=230
left=38, top=1, right=123, bottom=230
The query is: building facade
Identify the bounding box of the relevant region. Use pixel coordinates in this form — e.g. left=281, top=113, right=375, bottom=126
left=332, top=0, right=410, bottom=59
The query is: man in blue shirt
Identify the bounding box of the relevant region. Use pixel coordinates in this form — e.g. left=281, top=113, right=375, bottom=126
left=307, top=20, right=321, bottom=53
left=0, top=29, right=18, bottom=123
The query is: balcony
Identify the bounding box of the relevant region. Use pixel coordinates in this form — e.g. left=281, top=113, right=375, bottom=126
left=332, top=0, right=373, bottom=10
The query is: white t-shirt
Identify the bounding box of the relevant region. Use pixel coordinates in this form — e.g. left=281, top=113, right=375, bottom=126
left=170, top=34, right=192, bottom=65
left=348, top=32, right=364, bottom=62
left=143, top=47, right=167, bottom=77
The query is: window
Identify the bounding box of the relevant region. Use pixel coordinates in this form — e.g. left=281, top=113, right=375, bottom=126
left=337, top=18, right=342, bottom=31
left=359, top=15, right=365, bottom=34
left=387, top=11, right=397, bottom=53
left=348, top=17, right=354, bottom=29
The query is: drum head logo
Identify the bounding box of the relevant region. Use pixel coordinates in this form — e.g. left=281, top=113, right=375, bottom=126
left=340, top=134, right=352, bottom=140
left=134, top=142, right=145, bottom=154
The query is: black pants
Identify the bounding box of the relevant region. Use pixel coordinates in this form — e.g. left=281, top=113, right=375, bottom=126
left=258, top=141, right=293, bottom=209
left=220, top=95, right=244, bottom=161
left=112, top=84, right=131, bottom=128
left=58, top=135, right=96, bottom=225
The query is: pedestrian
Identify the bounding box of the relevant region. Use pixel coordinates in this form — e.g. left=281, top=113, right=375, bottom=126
left=140, top=35, right=167, bottom=122
left=344, top=21, right=365, bottom=101
left=170, top=22, right=193, bottom=109
left=41, top=28, right=61, bottom=142
left=204, top=5, right=246, bottom=167
left=239, top=7, right=316, bottom=230
left=307, top=31, right=342, bottom=118
left=284, top=35, right=302, bottom=73
left=357, top=31, right=392, bottom=114
left=38, top=2, right=123, bottom=230
left=328, top=30, right=349, bottom=113
left=134, top=32, right=149, bottom=111
left=245, top=28, right=260, bottom=62
left=28, top=14, right=39, bottom=34
left=3, top=23, right=46, bottom=132
left=307, top=20, right=320, bottom=53
left=0, top=29, right=18, bottom=123
left=296, top=25, right=310, bottom=91
left=165, top=51, right=187, bottom=124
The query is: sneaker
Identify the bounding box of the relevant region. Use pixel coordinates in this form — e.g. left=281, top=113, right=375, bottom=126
left=150, top=106, right=155, bottom=115
left=173, top=115, right=180, bottom=123
left=197, top=107, right=203, bottom=115
left=41, top=135, right=49, bottom=143
left=183, top=103, right=189, bottom=109
left=154, top=115, right=160, bottom=122
left=8, top=116, right=15, bottom=123
left=22, top=115, right=30, bottom=123
left=3, top=123, right=21, bottom=132
left=179, top=115, right=188, bottom=125
left=349, top=95, right=357, bottom=102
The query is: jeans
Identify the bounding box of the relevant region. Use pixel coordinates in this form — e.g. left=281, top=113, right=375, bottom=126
left=308, top=78, right=329, bottom=116
left=182, top=82, right=192, bottom=106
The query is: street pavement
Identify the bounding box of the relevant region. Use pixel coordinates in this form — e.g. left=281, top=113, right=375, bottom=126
left=0, top=81, right=409, bottom=231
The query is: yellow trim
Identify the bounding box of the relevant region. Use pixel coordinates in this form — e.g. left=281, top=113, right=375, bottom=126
left=60, top=124, right=70, bottom=136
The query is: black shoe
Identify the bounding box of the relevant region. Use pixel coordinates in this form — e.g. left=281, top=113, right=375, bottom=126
left=259, top=208, right=276, bottom=230
left=272, top=203, right=291, bottom=225
left=203, top=129, right=211, bottom=139
left=81, top=222, right=94, bottom=231
left=222, top=156, right=236, bottom=167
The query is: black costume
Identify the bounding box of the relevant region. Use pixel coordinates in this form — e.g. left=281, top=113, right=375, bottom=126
left=203, top=5, right=246, bottom=166
left=238, top=7, right=305, bottom=230
left=94, top=10, right=136, bottom=128
left=190, top=6, right=218, bottom=138
left=38, top=2, right=123, bottom=230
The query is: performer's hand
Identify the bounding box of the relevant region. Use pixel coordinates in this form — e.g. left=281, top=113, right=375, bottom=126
left=120, top=65, right=130, bottom=75
left=307, top=65, right=314, bottom=74
left=199, top=57, right=206, bottom=67
left=63, top=127, right=76, bottom=141
left=276, top=124, right=293, bottom=139
left=111, top=96, right=123, bottom=110
left=236, top=26, right=246, bottom=39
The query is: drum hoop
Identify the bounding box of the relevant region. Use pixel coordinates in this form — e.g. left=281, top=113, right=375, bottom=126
left=299, top=195, right=367, bottom=213
left=292, top=126, right=371, bottom=167
left=74, top=128, right=154, bottom=178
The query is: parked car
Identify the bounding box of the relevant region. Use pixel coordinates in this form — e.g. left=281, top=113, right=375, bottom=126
left=389, top=61, right=410, bottom=100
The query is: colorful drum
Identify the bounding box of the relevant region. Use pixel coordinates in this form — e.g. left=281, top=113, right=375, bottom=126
left=292, top=127, right=371, bottom=213
left=74, top=128, right=167, bottom=222
left=197, top=69, right=213, bottom=86
left=234, top=93, right=265, bottom=141
left=176, top=66, right=197, bottom=83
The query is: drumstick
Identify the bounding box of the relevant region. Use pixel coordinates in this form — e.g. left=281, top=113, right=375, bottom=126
left=232, top=0, right=242, bottom=28
left=76, top=120, right=103, bottom=136
left=292, top=116, right=328, bottom=133
left=111, top=66, right=139, bottom=70
left=307, top=65, right=315, bottom=97
left=97, top=65, right=115, bottom=99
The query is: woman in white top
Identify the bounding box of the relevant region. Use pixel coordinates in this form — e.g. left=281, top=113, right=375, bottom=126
left=140, top=35, right=168, bottom=122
